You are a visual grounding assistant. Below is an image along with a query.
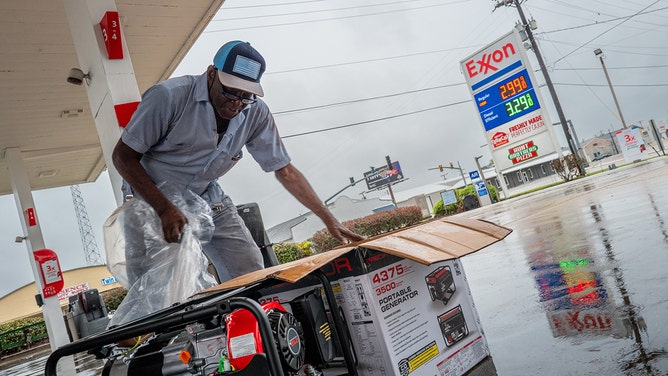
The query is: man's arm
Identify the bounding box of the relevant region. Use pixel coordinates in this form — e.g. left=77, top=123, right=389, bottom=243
left=274, top=163, right=364, bottom=244
left=112, top=139, right=188, bottom=243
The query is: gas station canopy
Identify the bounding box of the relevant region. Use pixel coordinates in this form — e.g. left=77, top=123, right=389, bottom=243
left=0, top=0, right=225, bottom=196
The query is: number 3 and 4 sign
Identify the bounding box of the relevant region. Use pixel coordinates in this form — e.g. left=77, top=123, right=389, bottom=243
left=99, top=11, right=123, bottom=59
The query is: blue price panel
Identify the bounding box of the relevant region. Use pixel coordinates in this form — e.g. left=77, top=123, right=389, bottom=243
left=474, top=69, right=541, bottom=131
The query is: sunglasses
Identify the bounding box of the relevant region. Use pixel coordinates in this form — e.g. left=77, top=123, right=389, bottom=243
left=218, top=77, right=257, bottom=105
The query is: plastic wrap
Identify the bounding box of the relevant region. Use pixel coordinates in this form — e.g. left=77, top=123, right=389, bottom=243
left=103, top=183, right=218, bottom=327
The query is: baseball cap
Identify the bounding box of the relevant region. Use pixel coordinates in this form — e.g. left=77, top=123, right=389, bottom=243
left=213, top=41, right=266, bottom=97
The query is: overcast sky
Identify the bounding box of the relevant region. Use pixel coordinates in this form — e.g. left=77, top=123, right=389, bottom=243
left=2, top=0, right=667, bottom=297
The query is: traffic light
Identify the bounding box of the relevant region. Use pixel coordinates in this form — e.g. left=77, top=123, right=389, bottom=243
left=438, top=164, right=443, bottom=172
left=449, top=162, right=454, bottom=168
left=349, top=177, right=355, bottom=186
left=386, top=155, right=393, bottom=170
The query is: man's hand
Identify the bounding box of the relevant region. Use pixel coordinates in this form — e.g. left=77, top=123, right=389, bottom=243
left=275, top=163, right=365, bottom=245
left=113, top=140, right=189, bottom=243
left=158, top=203, right=189, bottom=243
left=324, top=220, right=365, bottom=245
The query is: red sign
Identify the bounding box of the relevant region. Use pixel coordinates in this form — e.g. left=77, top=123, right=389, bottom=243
left=34, top=249, right=64, bottom=298
left=114, top=101, right=140, bottom=127
left=99, top=11, right=123, bottom=59
left=25, top=208, right=37, bottom=227
left=508, top=140, right=539, bottom=164
left=491, top=131, right=509, bottom=148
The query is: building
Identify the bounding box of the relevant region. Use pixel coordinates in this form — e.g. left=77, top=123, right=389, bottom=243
left=0, top=266, right=120, bottom=324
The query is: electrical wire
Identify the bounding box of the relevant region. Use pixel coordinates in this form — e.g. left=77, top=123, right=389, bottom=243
left=203, top=0, right=472, bottom=33
left=212, top=0, right=453, bottom=22
left=272, top=83, right=465, bottom=116
left=551, top=0, right=663, bottom=66
left=280, top=100, right=471, bottom=139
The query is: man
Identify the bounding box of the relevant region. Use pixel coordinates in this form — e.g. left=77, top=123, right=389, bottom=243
left=112, top=40, right=363, bottom=283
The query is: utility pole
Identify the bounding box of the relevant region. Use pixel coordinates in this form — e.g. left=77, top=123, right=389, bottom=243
left=495, top=0, right=586, bottom=176
left=594, top=48, right=628, bottom=129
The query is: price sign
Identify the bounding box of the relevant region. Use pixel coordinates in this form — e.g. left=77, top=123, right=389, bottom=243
left=99, top=11, right=123, bottom=59
left=474, top=69, right=541, bottom=131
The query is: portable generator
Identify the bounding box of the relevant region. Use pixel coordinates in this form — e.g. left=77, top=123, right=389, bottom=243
left=425, top=265, right=455, bottom=305
left=437, top=305, right=469, bottom=347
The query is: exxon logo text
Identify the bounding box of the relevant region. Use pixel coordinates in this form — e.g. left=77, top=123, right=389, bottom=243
left=465, top=42, right=517, bottom=79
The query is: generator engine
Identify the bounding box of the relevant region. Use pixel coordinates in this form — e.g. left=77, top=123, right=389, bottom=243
left=101, top=291, right=334, bottom=376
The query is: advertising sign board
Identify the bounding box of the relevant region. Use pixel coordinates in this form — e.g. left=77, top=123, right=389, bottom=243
left=364, top=161, right=403, bottom=190
left=440, top=190, right=457, bottom=206
left=615, top=127, right=648, bottom=163
left=460, top=30, right=561, bottom=171
left=474, top=181, right=488, bottom=197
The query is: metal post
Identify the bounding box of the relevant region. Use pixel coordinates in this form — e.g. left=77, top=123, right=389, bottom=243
left=594, top=48, right=628, bottom=129
left=649, top=119, right=665, bottom=155
left=498, top=0, right=585, bottom=176
left=6, top=148, right=71, bottom=351
left=609, top=130, right=620, bottom=154
left=474, top=156, right=494, bottom=203
left=457, top=161, right=467, bottom=187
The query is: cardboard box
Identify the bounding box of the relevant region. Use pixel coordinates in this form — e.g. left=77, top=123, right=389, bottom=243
left=196, top=217, right=511, bottom=376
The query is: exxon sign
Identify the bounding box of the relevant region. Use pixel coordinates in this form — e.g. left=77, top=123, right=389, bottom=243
left=461, top=31, right=522, bottom=90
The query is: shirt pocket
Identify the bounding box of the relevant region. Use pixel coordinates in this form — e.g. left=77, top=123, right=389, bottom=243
left=160, top=123, right=196, bottom=165
left=200, top=150, right=243, bottom=180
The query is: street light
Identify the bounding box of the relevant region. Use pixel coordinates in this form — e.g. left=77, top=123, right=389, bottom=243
left=594, top=48, right=628, bottom=129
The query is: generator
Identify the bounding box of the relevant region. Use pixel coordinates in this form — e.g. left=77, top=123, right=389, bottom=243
left=46, top=276, right=356, bottom=376
left=425, top=265, right=455, bottom=305
left=437, top=305, right=469, bottom=347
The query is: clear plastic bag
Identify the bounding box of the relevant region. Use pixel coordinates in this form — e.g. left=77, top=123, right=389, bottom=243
left=103, top=183, right=218, bottom=327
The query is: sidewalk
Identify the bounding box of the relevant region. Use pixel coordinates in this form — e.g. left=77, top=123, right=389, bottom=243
left=0, top=343, right=51, bottom=370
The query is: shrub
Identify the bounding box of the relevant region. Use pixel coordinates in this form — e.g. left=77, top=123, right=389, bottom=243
left=274, top=240, right=314, bottom=264
left=311, top=206, right=424, bottom=253
left=101, top=287, right=127, bottom=312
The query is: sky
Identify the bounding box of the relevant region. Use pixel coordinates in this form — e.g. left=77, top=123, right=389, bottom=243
left=1, top=0, right=667, bottom=297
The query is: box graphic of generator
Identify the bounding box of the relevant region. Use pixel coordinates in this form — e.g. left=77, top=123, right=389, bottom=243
left=426, top=265, right=456, bottom=305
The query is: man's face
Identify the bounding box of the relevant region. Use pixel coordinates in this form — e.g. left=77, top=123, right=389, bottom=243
left=210, top=71, right=256, bottom=120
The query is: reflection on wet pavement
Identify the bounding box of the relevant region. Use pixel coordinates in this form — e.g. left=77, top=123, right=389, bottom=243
left=460, top=158, right=668, bottom=375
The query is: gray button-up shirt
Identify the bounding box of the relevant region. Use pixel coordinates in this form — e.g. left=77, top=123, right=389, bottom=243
left=121, top=72, right=291, bottom=205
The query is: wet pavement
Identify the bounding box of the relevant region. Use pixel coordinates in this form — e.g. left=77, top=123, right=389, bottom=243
left=460, top=157, right=668, bottom=375
left=3, top=157, right=667, bottom=376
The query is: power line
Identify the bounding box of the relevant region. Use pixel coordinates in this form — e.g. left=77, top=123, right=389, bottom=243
left=554, top=82, right=668, bottom=87
left=204, top=0, right=472, bottom=33
left=551, top=0, right=663, bottom=65
left=280, top=99, right=471, bottom=139
left=273, top=83, right=465, bottom=116
left=223, top=0, right=328, bottom=10
left=551, top=64, right=668, bottom=71
left=213, top=0, right=445, bottom=22
left=266, top=46, right=475, bottom=75
left=532, top=5, right=668, bottom=34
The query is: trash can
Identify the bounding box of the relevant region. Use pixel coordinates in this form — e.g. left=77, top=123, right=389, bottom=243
left=462, top=194, right=479, bottom=210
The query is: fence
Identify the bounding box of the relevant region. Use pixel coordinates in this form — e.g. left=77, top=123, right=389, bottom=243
left=0, top=322, right=48, bottom=354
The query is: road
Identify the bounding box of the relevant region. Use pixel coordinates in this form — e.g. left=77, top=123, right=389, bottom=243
left=459, top=157, right=668, bottom=375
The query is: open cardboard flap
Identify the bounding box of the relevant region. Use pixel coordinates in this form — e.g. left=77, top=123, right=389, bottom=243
left=193, top=217, right=511, bottom=297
